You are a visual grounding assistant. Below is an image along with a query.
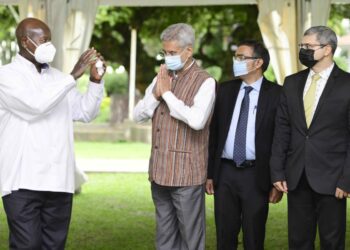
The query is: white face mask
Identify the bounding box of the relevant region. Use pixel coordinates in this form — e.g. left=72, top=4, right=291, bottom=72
left=233, top=60, right=249, bottom=77
left=26, top=36, right=56, bottom=64
left=164, top=48, right=189, bottom=71
left=165, top=54, right=185, bottom=71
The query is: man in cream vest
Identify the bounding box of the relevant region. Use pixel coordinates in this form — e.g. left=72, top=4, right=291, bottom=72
left=134, top=23, right=216, bottom=250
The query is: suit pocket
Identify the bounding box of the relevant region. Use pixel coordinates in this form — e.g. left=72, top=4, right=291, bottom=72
left=168, top=149, right=192, bottom=168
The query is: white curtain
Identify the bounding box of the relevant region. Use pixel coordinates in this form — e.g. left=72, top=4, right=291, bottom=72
left=310, top=0, right=331, bottom=26
left=59, top=0, right=99, bottom=73
left=18, top=0, right=98, bottom=73
left=257, top=0, right=297, bottom=84
left=18, top=0, right=46, bottom=20
left=297, top=0, right=332, bottom=42
left=257, top=0, right=332, bottom=84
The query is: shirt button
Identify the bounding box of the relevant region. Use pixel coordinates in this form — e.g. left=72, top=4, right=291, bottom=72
left=161, top=112, right=164, bottom=115
left=155, top=145, right=158, bottom=149
left=157, top=128, right=160, bottom=132
left=306, top=135, right=309, bottom=139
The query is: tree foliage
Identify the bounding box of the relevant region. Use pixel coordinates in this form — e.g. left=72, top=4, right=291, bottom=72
left=90, top=5, right=262, bottom=92
left=0, top=6, right=18, bottom=65
left=328, top=4, right=350, bottom=36
left=0, top=6, right=17, bottom=41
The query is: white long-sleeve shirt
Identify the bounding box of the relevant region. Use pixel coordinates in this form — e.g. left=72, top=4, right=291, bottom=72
left=133, top=76, right=216, bottom=130
left=0, top=54, right=104, bottom=196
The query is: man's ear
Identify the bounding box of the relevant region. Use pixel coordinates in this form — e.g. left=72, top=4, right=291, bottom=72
left=20, top=36, right=28, bottom=48
left=324, top=45, right=333, bottom=57
left=186, top=46, right=193, bottom=57
left=255, top=58, right=264, bottom=69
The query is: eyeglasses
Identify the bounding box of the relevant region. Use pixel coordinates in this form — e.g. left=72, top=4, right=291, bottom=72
left=298, top=43, right=327, bottom=50
left=158, top=48, right=185, bottom=59
left=233, top=55, right=259, bottom=62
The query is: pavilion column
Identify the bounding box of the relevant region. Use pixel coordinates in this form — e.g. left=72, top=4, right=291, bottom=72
left=128, top=28, right=137, bottom=120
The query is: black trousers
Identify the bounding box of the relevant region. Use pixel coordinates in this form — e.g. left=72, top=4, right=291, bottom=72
left=214, top=161, right=269, bottom=250
left=2, top=189, right=73, bottom=250
left=288, top=172, right=346, bottom=250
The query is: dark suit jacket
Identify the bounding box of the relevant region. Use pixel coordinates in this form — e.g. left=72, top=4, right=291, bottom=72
left=207, top=77, right=282, bottom=192
left=270, top=64, right=350, bottom=195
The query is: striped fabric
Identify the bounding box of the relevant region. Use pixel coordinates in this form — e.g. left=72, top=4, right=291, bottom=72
left=149, top=62, right=213, bottom=187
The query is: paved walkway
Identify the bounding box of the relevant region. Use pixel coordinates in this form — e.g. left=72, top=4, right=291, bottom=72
left=76, top=158, right=149, bottom=172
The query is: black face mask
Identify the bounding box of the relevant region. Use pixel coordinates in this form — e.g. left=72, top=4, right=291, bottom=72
left=299, top=48, right=318, bottom=68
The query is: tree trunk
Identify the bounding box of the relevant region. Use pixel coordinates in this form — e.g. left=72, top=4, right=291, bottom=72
left=110, top=94, right=128, bottom=126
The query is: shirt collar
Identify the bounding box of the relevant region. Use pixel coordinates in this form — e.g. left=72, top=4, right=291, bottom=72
left=14, top=53, right=50, bottom=73
left=310, top=63, right=334, bottom=80
left=241, top=76, right=263, bottom=92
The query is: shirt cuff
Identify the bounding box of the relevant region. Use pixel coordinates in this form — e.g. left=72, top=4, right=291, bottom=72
left=161, top=91, right=174, bottom=102
left=89, top=79, right=104, bottom=86
left=88, top=80, right=104, bottom=97
left=144, top=92, right=161, bottom=111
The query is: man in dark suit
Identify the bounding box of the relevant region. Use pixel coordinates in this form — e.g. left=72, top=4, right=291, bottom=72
left=271, top=26, right=350, bottom=250
left=206, top=40, right=282, bottom=250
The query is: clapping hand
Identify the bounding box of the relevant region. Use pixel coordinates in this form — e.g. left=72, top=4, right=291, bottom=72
left=71, top=48, right=106, bottom=83
left=71, top=48, right=96, bottom=80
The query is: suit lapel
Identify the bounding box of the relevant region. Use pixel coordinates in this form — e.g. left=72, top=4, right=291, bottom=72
left=222, top=81, right=241, bottom=140
left=255, top=78, right=270, bottom=133
left=297, top=69, right=310, bottom=129
left=309, top=65, right=339, bottom=127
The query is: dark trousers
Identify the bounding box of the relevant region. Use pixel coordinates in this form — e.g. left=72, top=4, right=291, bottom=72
left=214, top=161, right=269, bottom=250
left=2, top=189, right=73, bottom=250
left=288, top=172, right=346, bottom=250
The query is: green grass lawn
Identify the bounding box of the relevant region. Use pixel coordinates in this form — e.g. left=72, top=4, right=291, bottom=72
left=2, top=173, right=349, bottom=249
left=74, top=141, right=151, bottom=159
left=0, top=140, right=349, bottom=249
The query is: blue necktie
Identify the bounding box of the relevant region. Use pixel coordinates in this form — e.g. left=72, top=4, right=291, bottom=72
left=233, top=86, right=253, bottom=166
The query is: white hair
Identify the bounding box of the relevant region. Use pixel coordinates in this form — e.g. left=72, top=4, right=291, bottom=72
left=160, top=23, right=195, bottom=48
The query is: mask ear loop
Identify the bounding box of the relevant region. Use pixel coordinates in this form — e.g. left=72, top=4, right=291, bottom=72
left=23, top=36, right=39, bottom=58
left=24, top=38, right=37, bottom=58
left=243, top=59, right=255, bottom=75
left=181, top=47, right=195, bottom=71
left=26, top=36, right=39, bottom=48
left=248, top=58, right=263, bottom=74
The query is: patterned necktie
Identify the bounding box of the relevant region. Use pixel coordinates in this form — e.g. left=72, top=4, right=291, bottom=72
left=304, top=73, right=321, bottom=128
left=233, top=86, right=253, bottom=165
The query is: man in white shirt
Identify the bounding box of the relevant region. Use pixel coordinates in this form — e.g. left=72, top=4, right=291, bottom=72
left=0, top=18, right=105, bottom=249
left=133, top=23, right=216, bottom=250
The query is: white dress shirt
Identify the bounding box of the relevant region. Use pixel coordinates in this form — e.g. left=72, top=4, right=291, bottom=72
left=133, top=76, right=216, bottom=130
left=222, top=77, right=263, bottom=160
left=0, top=54, right=104, bottom=196
left=303, top=63, right=334, bottom=119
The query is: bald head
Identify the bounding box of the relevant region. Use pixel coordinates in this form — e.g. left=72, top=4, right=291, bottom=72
left=16, top=18, right=51, bottom=51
